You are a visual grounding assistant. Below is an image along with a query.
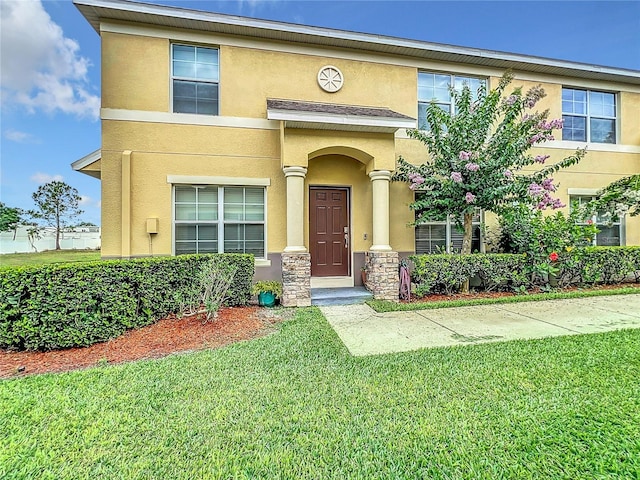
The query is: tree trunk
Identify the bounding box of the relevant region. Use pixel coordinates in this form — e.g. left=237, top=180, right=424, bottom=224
left=55, top=205, right=61, bottom=250
left=461, top=212, right=474, bottom=293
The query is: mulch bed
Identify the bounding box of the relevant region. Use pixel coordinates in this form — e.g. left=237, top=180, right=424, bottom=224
left=405, top=283, right=640, bottom=303
left=1, top=306, right=286, bottom=379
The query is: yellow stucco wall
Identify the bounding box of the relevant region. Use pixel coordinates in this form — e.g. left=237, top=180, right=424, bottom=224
left=98, top=28, right=640, bottom=258
left=102, top=32, right=169, bottom=111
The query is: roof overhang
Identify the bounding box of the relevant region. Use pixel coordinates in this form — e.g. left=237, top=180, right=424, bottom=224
left=71, top=149, right=101, bottom=179
left=74, top=0, right=640, bottom=86
left=267, top=99, right=416, bottom=133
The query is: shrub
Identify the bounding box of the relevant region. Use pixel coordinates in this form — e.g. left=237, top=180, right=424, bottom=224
left=555, top=247, right=640, bottom=287
left=410, top=247, right=640, bottom=296
left=410, top=253, right=528, bottom=296
left=0, top=254, right=254, bottom=351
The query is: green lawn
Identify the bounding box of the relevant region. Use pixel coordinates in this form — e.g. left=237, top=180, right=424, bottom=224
left=369, top=285, right=640, bottom=312
left=0, top=249, right=101, bottom=267
left=1, top=308, right=639, bottom=479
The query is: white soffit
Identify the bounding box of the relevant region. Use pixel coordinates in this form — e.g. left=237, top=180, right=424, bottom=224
left=73, top=0, right=640, bottom=86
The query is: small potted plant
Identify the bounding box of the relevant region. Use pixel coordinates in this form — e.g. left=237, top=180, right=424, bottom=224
left=251, top=280, right=282, bottom=307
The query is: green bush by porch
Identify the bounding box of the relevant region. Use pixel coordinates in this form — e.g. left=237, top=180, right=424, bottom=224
left=410, top=247, right=640, bottom=296
left=0, top=254, right=254, bottom=351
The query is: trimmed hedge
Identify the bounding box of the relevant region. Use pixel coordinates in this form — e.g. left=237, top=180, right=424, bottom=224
left=0, top=254, right=254, bottom=351
left=556, top=246, right=640, bottom=287
left=410, top=253, right=528, bottom=296
left=410, top=247, right=640, bottom=296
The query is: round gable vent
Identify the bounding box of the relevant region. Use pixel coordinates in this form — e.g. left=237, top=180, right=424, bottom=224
left=317, top=65, right=344, bottom=93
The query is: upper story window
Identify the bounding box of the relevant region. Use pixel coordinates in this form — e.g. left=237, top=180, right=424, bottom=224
left=562, top=88, right=616, bottom=144
left=172, top=44, right=219, bottom=115
left=418, top=72, right=486, bottom=130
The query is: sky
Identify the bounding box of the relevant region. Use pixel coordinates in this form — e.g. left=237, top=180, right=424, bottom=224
left=1, top=0, right=639, bottom=226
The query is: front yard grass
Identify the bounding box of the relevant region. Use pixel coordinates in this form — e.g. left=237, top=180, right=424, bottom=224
left=0, top=249, right=101, bottom=267
left=2, top=308, right=639, bottom=478
left=369, top=285, right=640, bottom=312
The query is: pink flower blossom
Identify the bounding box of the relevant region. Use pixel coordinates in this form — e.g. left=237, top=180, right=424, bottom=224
left=465, top=162, right=480, bottom=172
left=458, top=151, right=472, bottom=161
left=528, top=183, right=544, bottom=196
left=503, top=170, right=513, bottom=178
left=465, top=192, right=476, bottom=204
left=542, top=178, right=556, bottom=192
left=450, top=172, right=463, bottom=183
left=551, top=198, right=565, bottom=209
left=503, top=95, right=519, bottom=106
left=534, top=155, right=550, bottom=164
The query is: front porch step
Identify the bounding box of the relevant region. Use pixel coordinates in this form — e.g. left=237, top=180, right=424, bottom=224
left=311, top=287, right=373, bottom=306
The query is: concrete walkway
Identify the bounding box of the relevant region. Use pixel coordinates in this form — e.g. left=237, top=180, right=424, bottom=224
left=320, top=294, right=640, bottom=356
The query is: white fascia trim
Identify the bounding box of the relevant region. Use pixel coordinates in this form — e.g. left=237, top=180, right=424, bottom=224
left=99, top=21, right=640, bottom=93
left=82, top=0, right=640, bottom=84
left=71, top=149, right=101, bottom=170
left=101, top=108, right=279, bottom=130
left=567, top=188, right=600, bottom=196
left=267, top=109, right=416, bottom=129
left=167, top=175, right=271, bottom=186
left=542, top=140, right=640, bottom=154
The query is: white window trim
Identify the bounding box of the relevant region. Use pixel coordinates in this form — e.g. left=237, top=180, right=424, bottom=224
left=417, top=71, right=487, bottom=130
left=170, top=43, right=220, bottom=116
left=562, top=87, right=618, bottom=144
left=171, top=184, right=268, bottom=260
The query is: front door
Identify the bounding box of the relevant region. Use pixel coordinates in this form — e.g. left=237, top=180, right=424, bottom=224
left=310, top=187, right=350, bottom=277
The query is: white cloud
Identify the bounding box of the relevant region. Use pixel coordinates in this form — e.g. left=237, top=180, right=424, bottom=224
left=78, top=195, right=93, bottom=206
left=0, top=0, right=99, bottom=119
left=30, top=172, right=64, bottom=184
left=4, top=129, right=39, bottom=143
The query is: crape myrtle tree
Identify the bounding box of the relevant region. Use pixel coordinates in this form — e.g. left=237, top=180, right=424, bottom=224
left=395, top=72, right=587, bottom=256
left=592, top=174, right=640, bottom=221
left=29, top=181, right=83, bottom=250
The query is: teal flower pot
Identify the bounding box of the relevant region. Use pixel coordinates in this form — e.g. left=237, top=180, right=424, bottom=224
left=258, top=291, right=276, bottom=307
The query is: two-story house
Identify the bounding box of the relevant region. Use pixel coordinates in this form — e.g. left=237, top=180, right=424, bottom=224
left=72, top=0, right=640, bottom=306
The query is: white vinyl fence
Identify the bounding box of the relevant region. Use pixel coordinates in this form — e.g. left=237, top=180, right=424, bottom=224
left=0, top=226, right=101, bottom=254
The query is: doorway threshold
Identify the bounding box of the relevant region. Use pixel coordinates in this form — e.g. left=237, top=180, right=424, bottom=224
left=310, top=276, right=354, bottom=288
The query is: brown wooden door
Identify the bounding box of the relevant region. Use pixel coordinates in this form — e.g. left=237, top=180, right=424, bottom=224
left=310, top=187, right=349, bottom=277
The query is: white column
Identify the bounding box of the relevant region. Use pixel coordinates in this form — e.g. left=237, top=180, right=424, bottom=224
left=283, top=166, right=307, bottom=252
left=369, top=170, right=392, bottom=251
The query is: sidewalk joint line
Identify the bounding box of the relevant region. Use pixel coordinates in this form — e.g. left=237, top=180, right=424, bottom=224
left=494, top=306, right=581, bottom=333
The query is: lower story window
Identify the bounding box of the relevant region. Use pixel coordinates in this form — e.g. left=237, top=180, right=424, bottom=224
left=570, top=195, right=623, bottom=246
left=174, top=185, right=265, bottom=257
left=415, top=213, right=482, bottom=254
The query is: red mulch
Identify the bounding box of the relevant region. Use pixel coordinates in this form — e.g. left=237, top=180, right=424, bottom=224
left=1, top=306, right=284, bottom=379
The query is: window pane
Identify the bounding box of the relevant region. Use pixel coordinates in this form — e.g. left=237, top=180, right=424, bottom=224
left=173, top=61, right=196, bottom=78
left=224, top=187, right=243, bottom=204
left=245, top=224, right=264, bottom=241
left=198, top=225, right=217, bottom=241
left=175, top=242, right=196, bottom=255
left=415, top=224, right=446, bottom=254
left=590, top=118, right=615, bottom=144
left=196, top=47, right=218, bottom=65
left=173, top=45, right=195, bottom=61
left=562, top=115, right=586, bottom=141
left=175, top=187, right=195, bottom=202
left=196, top=63, right=218, bottom=82
left=198, top=187, right=217, bottom=203
left=224, top=205, right=243, bottom=221
left=562, top=88, right=586, bottom=114
left=175, top=225, right=196, bottom=241
left=176, top=204, right=196, bottom=221
left=596, top=225, right=621, bottom=246
left=417, top=102, right=429, bottom=130
left=198, top=242, right=218, bottom=253
left=245, top=188, right=264, bottom=204
left=198, top=204, right=218, bottom=221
